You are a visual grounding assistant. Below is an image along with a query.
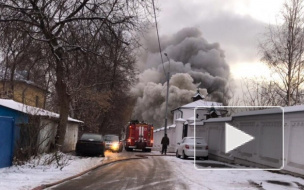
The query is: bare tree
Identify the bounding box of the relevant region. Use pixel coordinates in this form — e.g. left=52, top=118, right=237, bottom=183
left=260, top=0, right=304, bottom=106
left=238, top=77, right=285, bottom=106
left=69, top=25, right=138, bottom=134
left=0, top=0, right=152, bottom=151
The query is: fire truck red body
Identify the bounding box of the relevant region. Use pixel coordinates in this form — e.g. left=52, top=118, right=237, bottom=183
left=125, top=120, right=154, bottom=152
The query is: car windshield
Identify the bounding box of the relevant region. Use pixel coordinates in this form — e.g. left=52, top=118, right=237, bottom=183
left=80, top=134, right=102, bottom=141
left=185, top=138, right=205, bottom=144
left=104, top=135, right=119, bottom=141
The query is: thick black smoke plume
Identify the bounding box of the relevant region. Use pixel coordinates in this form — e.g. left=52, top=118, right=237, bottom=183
left=131, top=27, right=231, bottom=127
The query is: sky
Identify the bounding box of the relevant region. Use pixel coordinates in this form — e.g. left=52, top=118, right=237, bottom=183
left=156, top=0, right=285, bottom=80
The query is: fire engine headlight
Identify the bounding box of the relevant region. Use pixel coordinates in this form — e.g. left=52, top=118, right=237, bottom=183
left=112, top=142, right=119, bottom=150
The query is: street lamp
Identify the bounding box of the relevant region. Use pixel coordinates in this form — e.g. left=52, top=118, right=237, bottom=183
left=164, top=53, right=171, bottom=136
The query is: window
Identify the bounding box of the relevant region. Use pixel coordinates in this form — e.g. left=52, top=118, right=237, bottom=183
left=104, top=135, right=119, bottom=141
left=80, top=133, right=102, bottom=141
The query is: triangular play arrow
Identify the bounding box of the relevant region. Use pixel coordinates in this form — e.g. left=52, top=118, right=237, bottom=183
left=225, top=123, right=254, bottom=153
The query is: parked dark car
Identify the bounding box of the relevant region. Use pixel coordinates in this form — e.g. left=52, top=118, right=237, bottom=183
left=76, top=133, right=105, bottom=157
left=104, top=134, right=123, bottom=152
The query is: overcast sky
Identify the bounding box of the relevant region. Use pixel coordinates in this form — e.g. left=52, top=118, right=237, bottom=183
left=156, top=0, right=285, bottom=79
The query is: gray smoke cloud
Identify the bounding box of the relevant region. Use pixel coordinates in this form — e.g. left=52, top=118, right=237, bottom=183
left=131, top=27, right=231, bottom=127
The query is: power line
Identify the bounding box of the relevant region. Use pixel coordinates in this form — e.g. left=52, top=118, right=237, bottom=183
left=152, top=0, right=166, bottom=75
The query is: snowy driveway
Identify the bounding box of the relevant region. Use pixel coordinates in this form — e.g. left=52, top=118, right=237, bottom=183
left=50, top=151, right=187, bottom=190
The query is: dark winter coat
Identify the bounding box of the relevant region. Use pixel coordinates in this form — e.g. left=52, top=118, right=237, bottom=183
left=161, top=136, right=170, bottom=146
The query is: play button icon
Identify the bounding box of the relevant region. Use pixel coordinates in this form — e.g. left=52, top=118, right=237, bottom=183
left=225, top=123, right=255, bottom=153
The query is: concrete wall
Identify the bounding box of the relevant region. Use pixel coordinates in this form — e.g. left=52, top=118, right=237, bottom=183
left=154, top=106, right=304, bottom=176
left=153, top=125, right=176, bottom=153
left=195, top=110, right=304, bottom=176
left=283, top=112, right=304, bottom=176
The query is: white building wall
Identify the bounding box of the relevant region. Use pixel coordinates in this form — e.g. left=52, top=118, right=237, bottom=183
left=38, top=118, right=79, bottom=153
left=38, top=118, right=57, bottom=153
left=175, top=120, right=184, bottom=145
left=153, top=126, right=176, bottom=152
left=174, top=108, right=211, bottom=124
left=179, top=109, right=193, bottom=121
left=154, top=130, right=162, bottom=151
left=63, top=123, right=79, bottom=152
left=167, top=127, right=176, bottom=153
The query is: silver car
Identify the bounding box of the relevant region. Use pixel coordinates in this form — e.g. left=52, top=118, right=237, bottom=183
left=104, top=134, right=122, bottom=152
left=176, top=137, right=208, bottom=160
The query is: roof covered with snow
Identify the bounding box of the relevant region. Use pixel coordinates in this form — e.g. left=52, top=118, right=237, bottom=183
left=231, top=105, right=304, bottom=117
left=192, top=92, right=205, bottom=99
left=177, top=100, right=223, bottom=110
left=283, top=104, right=304, bottom=113
left=187, top=116, right=232, bottom=126
left=186, top=116, right=202, bottom=122
left=232, top=107, right=283, bottom=117
left=153, top=124, right=176, bottom=132
left=202, top=117, right=232, bottom=123
left=0, top=99, right=83, bottom=123
left=175, top=118, right=186, bottom=122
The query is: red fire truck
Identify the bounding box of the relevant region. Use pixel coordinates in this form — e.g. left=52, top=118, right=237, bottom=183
left=124, top=120, right=154, bottom=152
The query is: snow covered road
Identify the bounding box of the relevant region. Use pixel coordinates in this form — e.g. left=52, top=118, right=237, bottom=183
left=1, top=151, right=304, bottom=190
left=50, top=153, right=187, bottom=190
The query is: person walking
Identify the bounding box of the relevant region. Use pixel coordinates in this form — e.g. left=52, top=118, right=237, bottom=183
left=161, top=134, right=170, bottom=155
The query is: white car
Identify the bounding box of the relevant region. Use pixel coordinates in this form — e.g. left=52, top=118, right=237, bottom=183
left=176, top=137, right=208, bottom=160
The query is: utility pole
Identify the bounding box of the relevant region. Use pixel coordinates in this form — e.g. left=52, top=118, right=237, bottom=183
left=164, top=53, right=171, bottom=136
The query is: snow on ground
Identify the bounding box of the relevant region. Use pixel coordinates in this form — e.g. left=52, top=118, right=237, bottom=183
left=0, top=152, right=105, bottom=190
left=1, top=151, right=304, bottom=190
left=164, top=156, right=304, bottom=190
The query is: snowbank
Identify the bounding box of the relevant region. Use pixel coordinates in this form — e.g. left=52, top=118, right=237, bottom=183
left=0, top=153, right=104, bottom=190
left=164, top=156, right=304, bottom=190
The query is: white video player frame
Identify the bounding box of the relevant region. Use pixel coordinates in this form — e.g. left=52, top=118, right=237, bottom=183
left=193, top=106, right=284, bottom=171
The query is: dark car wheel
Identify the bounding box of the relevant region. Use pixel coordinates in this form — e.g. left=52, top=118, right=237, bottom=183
left=182, top=151, right=188, bottom=159
left=176, top=151, right=180, bottom=158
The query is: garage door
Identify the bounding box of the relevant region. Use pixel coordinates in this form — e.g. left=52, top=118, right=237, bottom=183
left=0, top=117, right=15, bottom=168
